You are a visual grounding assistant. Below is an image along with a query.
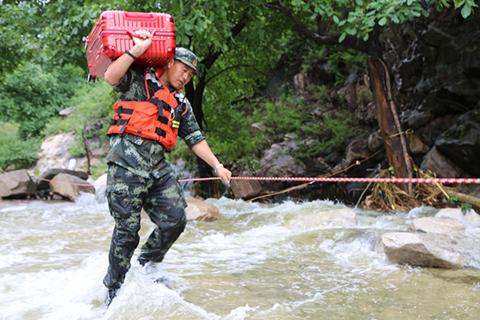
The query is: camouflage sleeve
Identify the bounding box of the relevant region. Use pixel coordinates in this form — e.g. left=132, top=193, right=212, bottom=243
left=113, top=68, right=134, bottom=93
left=178, top=97, right=205, bottom=147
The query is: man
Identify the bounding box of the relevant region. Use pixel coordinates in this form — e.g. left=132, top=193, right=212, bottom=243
left=102, top=30, right=231, bottom=305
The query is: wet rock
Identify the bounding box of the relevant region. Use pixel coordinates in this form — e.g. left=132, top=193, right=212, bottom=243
left=0, top=170, right=37, bottom=198
left=49, top=173, right=95, bottom=201
left=230, top=180, right=262, bottom=200
left=435, top=208, right=465, bottom=222
left=403, top=110, right=432, bottom=129
left=367, top=131, right=384, bottom=152
left=416, top=116, right=458, bottom=146
left=382, top=232, right=464, bottom=269
left=37, top=168, right=89, bottom=193
left=185, top=196, right=220, bottom=221
left=410, top=217, right=465, bottom=234
left=435, top=110, right=480, bottom=176
left=435, top=208, right=480, bottom=228
left=259, top=140, right=305, bottom=177
left=408, top=133, right=430, bottom=155
left=345, top=139, right=370, bottom=165
left=421, top=146, right=464, bottom=178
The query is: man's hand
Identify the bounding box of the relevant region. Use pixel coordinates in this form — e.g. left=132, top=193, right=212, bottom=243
left=215, top=165, right=232, bottom=186
left=129, top=29, right=153, bottom=57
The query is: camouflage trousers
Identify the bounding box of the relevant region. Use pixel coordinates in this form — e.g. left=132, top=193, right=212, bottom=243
left=103, top=163, right=187, bottom=290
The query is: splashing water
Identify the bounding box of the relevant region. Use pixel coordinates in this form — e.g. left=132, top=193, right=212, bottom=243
left=0, top=196, right=479, bottom=320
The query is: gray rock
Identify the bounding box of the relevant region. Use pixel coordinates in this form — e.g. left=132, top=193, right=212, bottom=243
left=49, top=173, right=95, bottom=201
left=35, top=133, right=76, bottom=174
left=230, top=179, right=262, bottom=199
left=382, top=232, right=464, bottom=269
left=435, top=110, right=480, bottom=176
left=0, top=170, right=36, bottom=198
left=185, top=196, right=220, bottom=221
left=410, top=217, right=465, bottom=234
left=421, top=146, right=464, bottom=178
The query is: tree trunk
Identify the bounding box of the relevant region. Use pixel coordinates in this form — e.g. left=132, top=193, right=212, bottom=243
left=185, top=63, right=223, bottom=198
left=368, top=57, right=413, bottom=193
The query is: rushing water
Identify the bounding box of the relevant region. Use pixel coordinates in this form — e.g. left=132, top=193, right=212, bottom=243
left=0, top=195, right=479, bottom=320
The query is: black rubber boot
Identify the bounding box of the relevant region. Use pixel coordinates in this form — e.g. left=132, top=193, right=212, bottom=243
left=138, top=256, right=149, bottom=267
left=105, top=288, right=118, bottom=307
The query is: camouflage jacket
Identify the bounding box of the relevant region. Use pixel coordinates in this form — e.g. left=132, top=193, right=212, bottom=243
left=106, top=66, right=204, bottom=178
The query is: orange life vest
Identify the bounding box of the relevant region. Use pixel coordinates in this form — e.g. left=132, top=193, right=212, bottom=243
left=107, top=71, right=188, bottom=151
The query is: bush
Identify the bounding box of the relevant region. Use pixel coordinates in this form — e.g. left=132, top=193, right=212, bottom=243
left=0, top=122, right=40, bottom=170
left=0, top=62, right=83, bottom=138
left=43, top=80, right=114, bottom=136
left=43, top=80, right=114, bottom=158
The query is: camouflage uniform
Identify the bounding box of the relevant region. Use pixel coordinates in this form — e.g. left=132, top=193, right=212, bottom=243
left=103, top=55, right=204, bottom=290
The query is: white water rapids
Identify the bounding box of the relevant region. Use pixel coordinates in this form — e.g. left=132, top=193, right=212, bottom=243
left=0, top=195, right=479, bottom=320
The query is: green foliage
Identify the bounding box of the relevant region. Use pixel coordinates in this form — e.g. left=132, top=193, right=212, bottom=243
left=43, top=80, right=114, bottom=136
left=299, top=110, right=361, bottom=160
left=0, top=122, right=40, bottom=170
left=253, top=97, right=306, bottom=136
left=1, top=0, right=476, bottom=178
left=90, top=160, right=108, bottom=179
left=0, top=63, right=83, bottom=139
left=282, top=0, right=477, bottom=42
left=0, top=2, right=44, bottom=76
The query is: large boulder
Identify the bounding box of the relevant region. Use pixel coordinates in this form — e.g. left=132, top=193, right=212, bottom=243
left=49, top=173, right=95, bottom=201
left=259, top=138, right=305, bottom=177
left=230, top=179, right=262, bottom=199
left=185, top=196, right=220, bottom=221
left=35, top=133, right=76, bottom=173
left=37, top=168, right=89, bottom=193
left=435, top=110, right=480, bottom=176
left=435, top=207, right=480, bottom=228
left=0, top=170, right=37, bottom=198
left=382, top=232, right=464, bottom=269
left=421, top=146, right=464, bottom=178
left=410, top=217, right=465, bottom=234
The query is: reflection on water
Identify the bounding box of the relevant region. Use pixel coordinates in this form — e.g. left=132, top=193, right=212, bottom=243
left=0, top=196, right=479, bottom=320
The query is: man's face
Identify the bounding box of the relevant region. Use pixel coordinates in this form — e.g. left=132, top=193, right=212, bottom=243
left=165, top=60, right=195, bottom=90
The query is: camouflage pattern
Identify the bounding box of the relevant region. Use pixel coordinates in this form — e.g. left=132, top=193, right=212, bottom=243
left=174, top=47, right=199, bottom=72
left=103, top=66, right=202, bottom=290
left=107, top=66, right=204, bottom=178
left=103, top=163, right=187, bottom=290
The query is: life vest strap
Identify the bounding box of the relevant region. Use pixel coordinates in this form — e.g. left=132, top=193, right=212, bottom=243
left=111, top=119, right=129, bottom=125
left=116, top=106, right=134, bottom=115
left=155, top=128, right=166, bottom=137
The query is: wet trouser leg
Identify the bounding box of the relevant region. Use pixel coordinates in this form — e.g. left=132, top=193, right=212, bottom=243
left=138, top=168, right=187, bottom=265
left=103, top=165, right=147, bottom=290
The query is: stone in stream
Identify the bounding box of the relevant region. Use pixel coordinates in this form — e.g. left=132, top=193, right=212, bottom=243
left=382, top=232, right=464, bottom=269
left=49, top=173, right=95, bottom=201
left=184, top=196, right=220, bottom=221
left=0, top=169, right=37, bottom=198
left=230, top=179, right=262, bottom=199
left=410, top=217, right=465, bottom=234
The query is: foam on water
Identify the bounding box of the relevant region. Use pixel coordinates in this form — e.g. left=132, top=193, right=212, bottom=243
left=0, top=198, right=479, bottom=319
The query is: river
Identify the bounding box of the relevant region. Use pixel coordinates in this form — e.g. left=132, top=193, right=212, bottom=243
left=0, top=195, right=479, bottom=320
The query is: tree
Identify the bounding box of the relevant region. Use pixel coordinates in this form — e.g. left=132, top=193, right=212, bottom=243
left=266, top=0, right=478, bottom=193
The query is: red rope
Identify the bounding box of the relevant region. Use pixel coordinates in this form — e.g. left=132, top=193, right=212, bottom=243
left=178, top=176, right=480, bottom=184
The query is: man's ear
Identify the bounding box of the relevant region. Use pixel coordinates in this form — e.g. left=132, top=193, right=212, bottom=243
left=167, top=58, right=174, bottom=69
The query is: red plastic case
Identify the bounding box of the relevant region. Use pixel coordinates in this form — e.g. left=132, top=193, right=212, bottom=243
left=85, top=10, right=176, bottom=80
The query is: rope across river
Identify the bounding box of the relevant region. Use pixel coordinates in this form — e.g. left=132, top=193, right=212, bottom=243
left=178, top=176, right=480, bottom=184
